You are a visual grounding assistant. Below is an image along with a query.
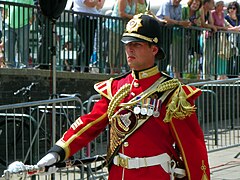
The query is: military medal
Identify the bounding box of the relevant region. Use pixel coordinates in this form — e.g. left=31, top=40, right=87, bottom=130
left=134, top=105, right=141, bottom=114
left=141, top=106, right=147, bottom=115
left=140, top=98, right=147, bottom=115
left=153, top=110, right=159, bottom=117
left=147, top=99, right=154, bottom=116
left=133, top=97, right=141, bottom=114
left=147, top=107, right=154, bottom=116
left=153, top=99, right=161, bottom=117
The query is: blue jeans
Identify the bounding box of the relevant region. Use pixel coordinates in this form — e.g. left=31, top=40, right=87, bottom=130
left=5, top=24, right=30, bottom=68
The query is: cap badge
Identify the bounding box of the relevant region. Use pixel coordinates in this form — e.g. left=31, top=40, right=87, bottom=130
left=126, top=16, right=143, bottom=33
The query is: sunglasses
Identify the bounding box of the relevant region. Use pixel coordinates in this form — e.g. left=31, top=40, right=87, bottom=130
left=229, top=7, right=236, bottom=10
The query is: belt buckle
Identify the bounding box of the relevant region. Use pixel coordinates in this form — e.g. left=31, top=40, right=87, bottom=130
left=117, top=156, right=129, bottom=169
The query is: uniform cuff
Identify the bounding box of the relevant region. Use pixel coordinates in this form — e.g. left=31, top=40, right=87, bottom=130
left=48, top=145, right=66, bottom=162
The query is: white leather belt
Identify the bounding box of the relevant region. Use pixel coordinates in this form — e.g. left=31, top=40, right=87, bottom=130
left=113, top=153, right=186, bottom=179
left=113, top=153, right=170, bottom=169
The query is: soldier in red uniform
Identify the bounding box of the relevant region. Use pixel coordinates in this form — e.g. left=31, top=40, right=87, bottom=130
left=36, top=14, right=210, bottom=179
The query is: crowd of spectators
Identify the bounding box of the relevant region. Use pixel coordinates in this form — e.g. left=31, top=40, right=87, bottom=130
left=155, top=0, right=240, bottom=80
left=0, top=0, right=240, bottom=79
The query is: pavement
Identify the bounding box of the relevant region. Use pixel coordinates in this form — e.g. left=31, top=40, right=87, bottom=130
left=209, top=146, right=240, bottom=180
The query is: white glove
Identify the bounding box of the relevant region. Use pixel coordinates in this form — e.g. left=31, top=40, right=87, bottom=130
left=6, top=161, right=26, bottom=173
left=3, top=161, right=27, bottom=180
left=37, top=152, right=60, bottom=175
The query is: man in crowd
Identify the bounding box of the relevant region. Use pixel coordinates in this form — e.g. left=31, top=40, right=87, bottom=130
left=156, top=0, right=191, bottom=79
left=4, top=0, right=34, bottom=68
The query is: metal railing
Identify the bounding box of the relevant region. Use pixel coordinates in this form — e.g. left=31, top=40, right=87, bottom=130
left=0, top=94, right=108, bottom=179
left=188, top=78, right=240, bottom=152
left=0, top=1, right=240, bottom=78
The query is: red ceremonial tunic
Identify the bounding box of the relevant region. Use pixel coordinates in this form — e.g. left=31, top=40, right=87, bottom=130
left=50, top=66, right=210, bottom=180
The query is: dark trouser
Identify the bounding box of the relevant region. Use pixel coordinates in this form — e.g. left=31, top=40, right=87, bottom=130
left=5, top=25, right=30, bottom=68
left=37, top=14, right=53, bottom=69
left=74, top=16, right=97, bottom=72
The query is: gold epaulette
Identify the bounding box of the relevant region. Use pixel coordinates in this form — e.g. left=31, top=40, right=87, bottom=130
left=163, top=83, right=198, bottom=123
left=93, top=72, right=131, bottom=100
left=94, top=78, right=114, bottom=100
left=182, top=85, right=201, bottom=99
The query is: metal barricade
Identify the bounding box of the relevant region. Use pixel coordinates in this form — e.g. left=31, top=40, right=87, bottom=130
left=188, top=78, right=240, bottom=152
left=0, top=94, right=108, bottom=179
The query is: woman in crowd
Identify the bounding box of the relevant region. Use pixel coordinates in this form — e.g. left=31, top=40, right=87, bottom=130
left=225, top=1, right=240, bottom=77
left=182, top=0, right=202, bottom=25
left=225, top=1, right=240, bottom=27
left=212, top=1, right=239, bottom=79
left=135, top=0, right=147, bottom=14
left=181, top=0, right=202, bottom=79
left=211, top=0, right=229, bottom=79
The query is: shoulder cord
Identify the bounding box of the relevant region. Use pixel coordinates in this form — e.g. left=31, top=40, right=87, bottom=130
left=119, top=78, right=180, bottom=107
left=107, top=77, right=166, bottom=119
left=108, top=77, right=181, bottom=121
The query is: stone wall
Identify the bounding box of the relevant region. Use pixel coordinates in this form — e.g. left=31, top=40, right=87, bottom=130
left=0, top=69, right=111, bottom=105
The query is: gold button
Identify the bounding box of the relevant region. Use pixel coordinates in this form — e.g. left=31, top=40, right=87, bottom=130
left=123, top=142, right=129, bottom=147
left=133, top=82, right=139, bottom=87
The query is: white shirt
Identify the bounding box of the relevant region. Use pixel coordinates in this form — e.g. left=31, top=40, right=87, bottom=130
left=72, top=0, right=100, bottom=15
